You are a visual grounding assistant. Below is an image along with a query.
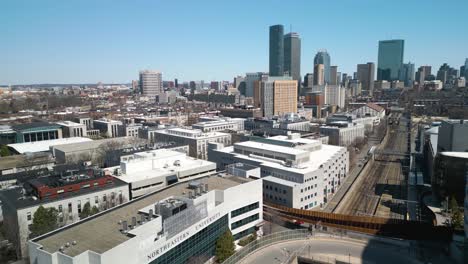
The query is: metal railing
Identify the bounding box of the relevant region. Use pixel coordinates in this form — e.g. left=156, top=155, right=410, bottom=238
left=222, top=229, right=310, bottom=264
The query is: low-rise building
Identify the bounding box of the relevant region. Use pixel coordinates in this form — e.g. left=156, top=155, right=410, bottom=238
left=0, top=169, right=129, bottom=258
left=56, top=121, right=88, bottom=138
left=320, top=122, right=365, bottom=146
left=110, top=149, right=217, bottom=199
left=7, top=137, right=93, bottom=155
left=153, top=128, right=231, bottom=160
left=192, top=118, right=245, bottom=133
left=93, top=119, right=123, bottom=138
left=10, top=122, right=63, bottom=143
left=209, top=134, right=348, bottom=209
left=28, top=174, right=263, bottom=264
left=118, top=123, right=142, bottom=138
left=350, top=102, right=386, bottom=119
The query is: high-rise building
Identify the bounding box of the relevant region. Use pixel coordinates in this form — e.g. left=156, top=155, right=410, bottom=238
left=377, top=39, right=404, bottom=81
left=269, top=24, right=284, bottom=76
left=464, top=58, right=468, bottom=78
left=245, top=72, right=267, bottom=97
left=313, top=64, right=325, bottom=85
left=254, top=76, right=297, bottom=117
left=330, top=66, right=339, bottom=85
left=415, top=66, right=432, bottom=86
left=356, top=62, right=375, bottom=95
left=314, top=50, right=331, bottom=83
left=304, top=73, right=314, bottom=88
left=437, top=63, right=458, bottom=84
left=174, top=78, right=178, bottom=88
left=234, top=76, right=246, bottom=95
left=283, top=32, right=301, bottom=83
left=139, top=70, right=162, bottom=98
left=401, top=62, right=415, bottom=87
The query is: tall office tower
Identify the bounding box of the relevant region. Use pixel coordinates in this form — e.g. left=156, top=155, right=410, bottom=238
left=314, top=50, right=331, bottom=83
left=377, top=39, right=404, bottom=81
left=313, top=64, right=325, bottom=85
left=245, top=72, right=267, bottom=97
left=284, top=32, right=301, bottom=84
left=415, top=65, right=432, bottom=85
left=304, top=73, right=314, bottom=88
left=401, top=62, right=415, bottom=87
left=356, top=62, right=375, bottom=95
left=437, top=63, right=458, bottom=84
left=254, top=76, right=297, bottom=117
left=269, top=24, right=284, bottom=76
left=336, top=72, right=342, bottom=86
left=341, top=73, right=348, bottom=87
left=463, top=58, right=468, bottom=78
left=174, top=78, right=178, bottom=88
left=139, top=70, right=162, bottom=97
left=330, top=66, right=339, bottom=85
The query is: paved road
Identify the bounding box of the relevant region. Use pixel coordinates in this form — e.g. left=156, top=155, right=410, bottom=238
left=241, top=238, right=422, bottom=264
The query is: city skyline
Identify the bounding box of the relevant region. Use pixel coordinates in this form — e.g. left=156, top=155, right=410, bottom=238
left=1, top=0, right=468, bottom=84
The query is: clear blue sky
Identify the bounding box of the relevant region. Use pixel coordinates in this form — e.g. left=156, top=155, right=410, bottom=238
left=1, top=0, right=467, bottom=85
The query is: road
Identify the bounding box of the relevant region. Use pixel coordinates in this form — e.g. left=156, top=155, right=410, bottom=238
left=241, top=238, right=421, bottom=264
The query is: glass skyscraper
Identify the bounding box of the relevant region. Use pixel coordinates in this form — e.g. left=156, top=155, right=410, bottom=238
left=377, top=39, right=404, bottom=81
left=283, top=32, right=301, bottom=83
left=269, top=24, right=284, bottom=76
left=314, top=50, right=331, bottom=84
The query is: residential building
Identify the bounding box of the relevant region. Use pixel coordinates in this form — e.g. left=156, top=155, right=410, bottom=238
left=283, top=32, right=301, bottom=83
left=377, top=39, right=404, bottom=81
left=28, top=174, right=263, bottom=264
left=93, top=119, right=123, bottom=138
left=314, top=50, right=331, bottom=84
left=139, top=70, right=163, bottom=98
left=110, top=149, right=217, bottom=199
left=209, top=134, right=348, bottom=209
left=269, top=24, right=284, bottom=76
left=0, top=169, right=129, bottom=258
left=254, top=76, right=297, bottom=117
left=153, top=128, right=231, bottom=160
left=357, top=62, right=375, bottom=95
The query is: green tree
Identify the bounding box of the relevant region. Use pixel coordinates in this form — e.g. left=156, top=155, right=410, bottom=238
left=30, top=206, right=58, bottom=238
left=449, top=196, right=463, bottom=230
left=90, top=205, right=99, bottom=216
left=215, top=230, right=235, bottom=263
left=0, top=145, right=10, bottom=157
left=79, top=202, right=92, bottom=219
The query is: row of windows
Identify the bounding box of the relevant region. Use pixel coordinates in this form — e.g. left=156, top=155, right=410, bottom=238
left=231, top=202, right=259, bottom=218
left=300, top=184, right=318, bottom=193
left=231, top=213, right=259, bottom=230
left=301, top=193, right=318, bottom=202
left=152, top=215, right=229, bottom=264
left=49, top=180, right=113, bottom=196
left=233, top=226, right=256, bottom=240
left=23, top=131, right=58, bottom=142
left=302, top=201, right=318, bottom=210
left=305, top=175, right=318, bottom=182
left=263, top=184, right=287, bottom=195
left=264, top=194, right=288, bottom=204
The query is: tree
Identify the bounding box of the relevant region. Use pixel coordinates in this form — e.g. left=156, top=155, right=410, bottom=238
left=79, top=202, right=92, bottom=219
left=215, top=230, right=235, bottom=263
left=90, top=206, right=99, bottom=216
left=449, top=196, right=463, bottom=230
left=0, top=145, right=10, bottom=157
left=30, top=206, right=58, bottom=238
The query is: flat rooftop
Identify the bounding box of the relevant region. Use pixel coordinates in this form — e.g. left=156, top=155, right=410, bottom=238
left=8, top=137, right=93, bottom=154
left=235, top=141, right=308, bottom=156
left=34, top=174, right=252, bottom=257
left=52, top=137, right=136, bottom=153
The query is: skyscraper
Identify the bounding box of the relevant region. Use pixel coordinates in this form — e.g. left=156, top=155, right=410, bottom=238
left=314, top=50, right=331, bottom=83
left=304, top=73, right=314, bottom=88
left=401, top=62, right=415, bottom=87
left=283, top=32, right=301, bottom=83
left=139, top=70, right=162, bottom=98
left=313, top=64, right=325, bottom=85
left=330, top=66, right=338, bottom=85
left=269, top=25, right=284, bottom=76
left=356, top=62, right=375, bottom=95
left=415, top=66, right=432, bottom=86
left=377, top=39, right=404, bottom=81
left=463, top=58, right=468, bottom=78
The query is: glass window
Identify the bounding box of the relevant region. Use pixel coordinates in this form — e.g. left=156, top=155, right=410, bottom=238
left=27, top=212, right=31, bottom=221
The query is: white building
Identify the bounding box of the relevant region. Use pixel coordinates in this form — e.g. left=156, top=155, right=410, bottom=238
left=209, top=134, right=349, bottom=210
left=139, top=70, right=163, bottom=98
left=57, top=121, right=88, bottom=138
left=309, top=84, right=345, bottom=108
left=93, top=119, right=123, bottom=138
left=0, top=170, right=129, bottom=258
left=320, top=122, right=365, bottom=146
left=110, top=149, right=217, bottom=199
left=118, top=123, right=142, bottom=138
left=28, top=174, right=263, bottom=264
left=192, top=118, right=245, bottom=132
left=350, top=103, right=386, bottom=119
left=153, top=128, right=231, bottom=160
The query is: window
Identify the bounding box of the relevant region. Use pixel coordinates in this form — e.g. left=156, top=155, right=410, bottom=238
left=68, top=202, right=72, bottom=213
left=27, top=212, right=31, bottom=221
left=77, top=200, right=82, bottom=214
left=95, top=196, right=99, bottom=204
left=231, top=213, right=259, bottom=230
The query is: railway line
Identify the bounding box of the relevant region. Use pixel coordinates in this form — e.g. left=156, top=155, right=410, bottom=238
left=334, top=113, right=409, bottom=219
